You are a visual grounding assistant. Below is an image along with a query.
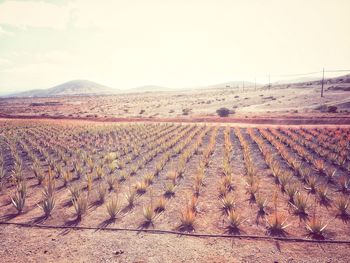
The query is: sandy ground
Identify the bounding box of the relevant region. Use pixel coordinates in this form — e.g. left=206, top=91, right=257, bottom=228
left=1, top=224, right=350, bottom=263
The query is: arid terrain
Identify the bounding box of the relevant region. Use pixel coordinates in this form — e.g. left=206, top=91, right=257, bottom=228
left=0, top=119, right=350, bottom=262
left=1, top=77, right=350, bottom=121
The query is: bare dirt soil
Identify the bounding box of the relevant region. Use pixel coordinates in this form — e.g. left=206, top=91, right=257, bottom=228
left=1, top=119, right=350, bottom=262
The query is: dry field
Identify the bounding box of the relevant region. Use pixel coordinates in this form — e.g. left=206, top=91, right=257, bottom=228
left=1, top=84, right=349, bottom=120
left=0, top=119, right=350, bottom=262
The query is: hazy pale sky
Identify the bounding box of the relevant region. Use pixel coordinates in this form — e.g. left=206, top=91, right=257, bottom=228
left=0, top=0, right=349, bottom=92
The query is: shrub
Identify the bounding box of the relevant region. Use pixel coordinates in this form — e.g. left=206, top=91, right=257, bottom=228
left=216, top=107, right=232, bottom=117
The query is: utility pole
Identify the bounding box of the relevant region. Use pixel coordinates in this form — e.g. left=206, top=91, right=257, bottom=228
left=268, top=74, right=271, bottom=89
left=254, top=78, right=256, bottom=91
left=321, top=68, right=325, bottom=97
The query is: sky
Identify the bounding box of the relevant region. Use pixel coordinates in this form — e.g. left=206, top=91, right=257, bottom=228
left=0, top=0, right=350, bottom=92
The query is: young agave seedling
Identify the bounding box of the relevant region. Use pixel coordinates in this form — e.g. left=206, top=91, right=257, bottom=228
left=86, top=174, right=93, bottom=194
left=32, top=162, right=45, bottom=185
left=298, top=165, right=311, bottom=181
left=38, top=195, right=56, bottom=218
left=143, top=173, right=155, bottom=186
left=96, top=166, right=104, bottom=180
left=313, top=159, right=326, bottom=175
left=97, top=183, right=108, bottom=203
left=291, top=193, right=309, bottom=215
left=11, top=160, right=24, bottom=183
left=266, top=212, right=290, bottom=235
left=256, top=194, right=268, bottom=214
left=164, top=182, right=176, bottom=197
left=135, top=181, right=148, bottom=195
left=285, top=183, right=299, bottom=203
left=325, top=168, right=336, bottom=183
left=338, top=175, right=350, bottom=193
left=246, top=181, right=259, bottom=201
left=306, top=209, right=328, bottom=239
left=11, top=181, right=27, bottom=214
left=179, top=207, right=196, bottom=231
left=304, top=175, right=318, bottom=193
left=72, top=194, right=88, bottom=220
left=69, top=184, right=81, bottom=201
left=107, top=176, right=117, bottom=191
left=335, top=196, right=349, bottom=217
left=62, top=170, right=73, bottom=187
left=125, top=188, right=136, bottom=207
left=143, top=204, right=156, bottom=225
left=130, top=165, right=138, bottom=176
left=278, top=171, right=292, bottom=192
left=166, top=170, right=178, bottom=185
left=220, top=195, right=236, bottom=215
left=154, top=197, right=166, bottom=213
left=106, top=195, right=121, bottom=220
left=226, top=210, right=246, bottom=232
left=316, top=184, right=330, bottom=205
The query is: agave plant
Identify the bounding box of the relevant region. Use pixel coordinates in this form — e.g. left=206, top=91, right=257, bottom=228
left=38, top=195, right=56, bottom=218
left=106, top=195, right=121, bottom=219
left=97, top=183, right=108, bottom=203
left=306, top=212, right=328, bottom=239
left=338, top=175, right=350, bottom=193
left=69, top=184, right=81, bottom=201
left=285, top=183, right=299, bottom=203
left=32, top=162, right=45, bottom=185
left=179, top=207, right=196, bottom=231
left=62, top=170, right=73, bottom=187
left=220, top=195, right=236, bottom=215
left=125, top=188, right=136, bottom=207
left=11, top=182, right=27, bottom=214
left=164, top=182, right=176, bottom=197
left=135, top=181, right=148, bottom=195
left=266, top=212, right=290, bottom=235
left=335, top=196, right=349, bottom=217
left=142, top=204, right=155, bottom=224
left=226, top=210, right=246, bottom=232
left=316, top=184, right=330, bottom=205
left=304, top=175, right=318, bottom=193
left=256, top=194, right=268, bottom=214
left=154, top=197, right=166, bottom=213
left=291, top=193, right=309, bottom=215
left=107, top=176, right=117, bottom=191
left=72, top=194, right=88, bottom=220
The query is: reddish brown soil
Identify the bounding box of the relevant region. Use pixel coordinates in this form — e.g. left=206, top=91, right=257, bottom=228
left=1, top=119, right=350, bottom=262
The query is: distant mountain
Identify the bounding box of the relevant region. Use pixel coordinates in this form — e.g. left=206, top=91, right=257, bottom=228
left=272, top=74, right=350, bottom=86
left=273, top=76, right=322, bottom=85
left=7, top=80, right=117, bottom=97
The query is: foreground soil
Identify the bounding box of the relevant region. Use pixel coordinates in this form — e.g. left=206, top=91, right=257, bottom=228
left=1, top=224, right=349, bottom=263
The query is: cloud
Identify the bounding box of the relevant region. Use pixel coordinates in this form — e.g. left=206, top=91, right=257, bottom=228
left=0, top=1, right=71, bottom=30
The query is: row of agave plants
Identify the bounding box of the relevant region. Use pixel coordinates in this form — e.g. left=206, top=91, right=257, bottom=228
left=0, top=123, right=200, bottom=219
left=248, top=127, right=349, bottom=238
